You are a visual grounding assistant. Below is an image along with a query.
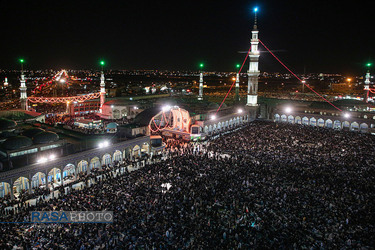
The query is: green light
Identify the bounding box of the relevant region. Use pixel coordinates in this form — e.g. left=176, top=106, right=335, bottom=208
left=199, top=63, right=204, bottom=68
left=19, top=59, right=24, bottom=63
left=100, top=61, right=105, bottom=66
left=236, top=64, right=240, bottom=68
left=367, top=63, right=372, bottom=67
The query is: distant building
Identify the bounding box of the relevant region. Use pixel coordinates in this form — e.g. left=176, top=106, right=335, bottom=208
left=0, top=119, right=65, bottom=169
left=101, top=99, right=143, bottom=119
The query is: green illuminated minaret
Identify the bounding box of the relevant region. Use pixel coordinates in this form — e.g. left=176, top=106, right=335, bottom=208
left=198, top=63, right=204, bottom=100
left=235, top=64, right=240, bottom=102
left=100, top=60, right=106, bottom=113
left=19, top=58, right=28, bottom=110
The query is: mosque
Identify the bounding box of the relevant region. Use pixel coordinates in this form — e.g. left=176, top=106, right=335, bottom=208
left=0, top=9, right=262, bottom=198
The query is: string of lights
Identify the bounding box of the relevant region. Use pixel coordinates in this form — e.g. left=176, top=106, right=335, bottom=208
left=215, top=45, right=252, bottom=115
left=258, top=39, right=342, bottom=112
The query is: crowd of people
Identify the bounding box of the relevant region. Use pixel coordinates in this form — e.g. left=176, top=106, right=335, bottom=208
left=0, top=120, right=374, bottom=249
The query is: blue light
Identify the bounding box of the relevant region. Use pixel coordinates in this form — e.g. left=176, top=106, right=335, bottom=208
left=254, top=7, right=258, bottom=12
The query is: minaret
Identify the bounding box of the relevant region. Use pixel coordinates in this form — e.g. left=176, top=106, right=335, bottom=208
left=19, top=59, right=28, bottom=110
left=247, top=7, right=260, bottom=106
left=235, top=72, right=240, bottom=102
left=198, top=63, right=204, bottom=100
left=99, top=61, right=106, bottom=113
left=364, top=70, right=371, bottom=103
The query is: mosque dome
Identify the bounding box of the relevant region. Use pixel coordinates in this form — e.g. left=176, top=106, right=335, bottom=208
left=105, top=122, right=118, bottom=129
left=23, top=128, right=45, bottom=138
left=207, top=103, right=220, bottom=109
left=0, top=118, right=17, bottom=131
left=134, top=107, right=163, bottom=126
left=32, top=131, right=59, bottom=144
left=2, top=136, right=33, bottom=150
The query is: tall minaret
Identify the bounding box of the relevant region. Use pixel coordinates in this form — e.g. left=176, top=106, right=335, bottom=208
left=364, top=70, right=371, bottom=103
left=198, top=63, right=204, bottom=100
left=19, top=59, right=28, bottom=110
left=247, top=7, right=260, bottom=106
left=235, top=72, right=240, bottom=102
left=99, top=61, right=106, bottom=113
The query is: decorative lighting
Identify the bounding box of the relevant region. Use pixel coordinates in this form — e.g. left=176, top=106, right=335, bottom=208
left=37, top=157, right=47, bottom=164
left=238, top=108, right=243, bottom=113
left=285, top=107, right=292, bottom=114
left=162, top=105, right=171, bottom=112
left=98, top=140, right=110, bottom=148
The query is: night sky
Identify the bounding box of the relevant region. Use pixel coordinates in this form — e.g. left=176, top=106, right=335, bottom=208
left=0, top=0, right=373, bottom=74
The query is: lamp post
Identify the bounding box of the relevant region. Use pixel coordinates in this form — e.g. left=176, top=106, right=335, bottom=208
left=347, top=78, right=352, bottom=88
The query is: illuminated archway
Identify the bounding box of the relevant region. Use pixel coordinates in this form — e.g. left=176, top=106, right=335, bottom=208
left=77, top=160, right=88, bottom=174
left=302, top=117, right=309, bottom=125
left=113, top=150, right=122, bottom=162
left=102, top=153, right=112, bottom=165
left=342, top=121, right=350, bottom=130
left=141, top=143, right=150, bottom=155
left=295, top=116, right=301, bottom=124
left=325, top=119, right=333, bottom=128
left=63, top=164, right=76, bottom=181
left=133, top=145, right=141, bottom=158
left=113, top=109, right=120, bottom=119
left=333, top=120, right=341, bottom=129
left=31, top=172, right=46, bottom=189
left=309, top=117, right=316, bottom=126
left=48, top=168, right=61, bottom=187
left=350, top=122, right=359, bottom=131
left=13, top=177, right=30, bottom=196
left=360, top=123, right=368, bottom=133
left=281, top=114, right=287, bottom=122
left=288, top=115, right=294, bottom=123
left=317, top=118, right=324, bottom=127
left=90, top=157, right=100, bottom=169
left=124, top=147, right=132, bottom=159
left=0, top=182, right=11, bottom=198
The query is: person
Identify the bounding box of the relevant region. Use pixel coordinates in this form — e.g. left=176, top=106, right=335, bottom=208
left=0, top=120, right=374, bottom=249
